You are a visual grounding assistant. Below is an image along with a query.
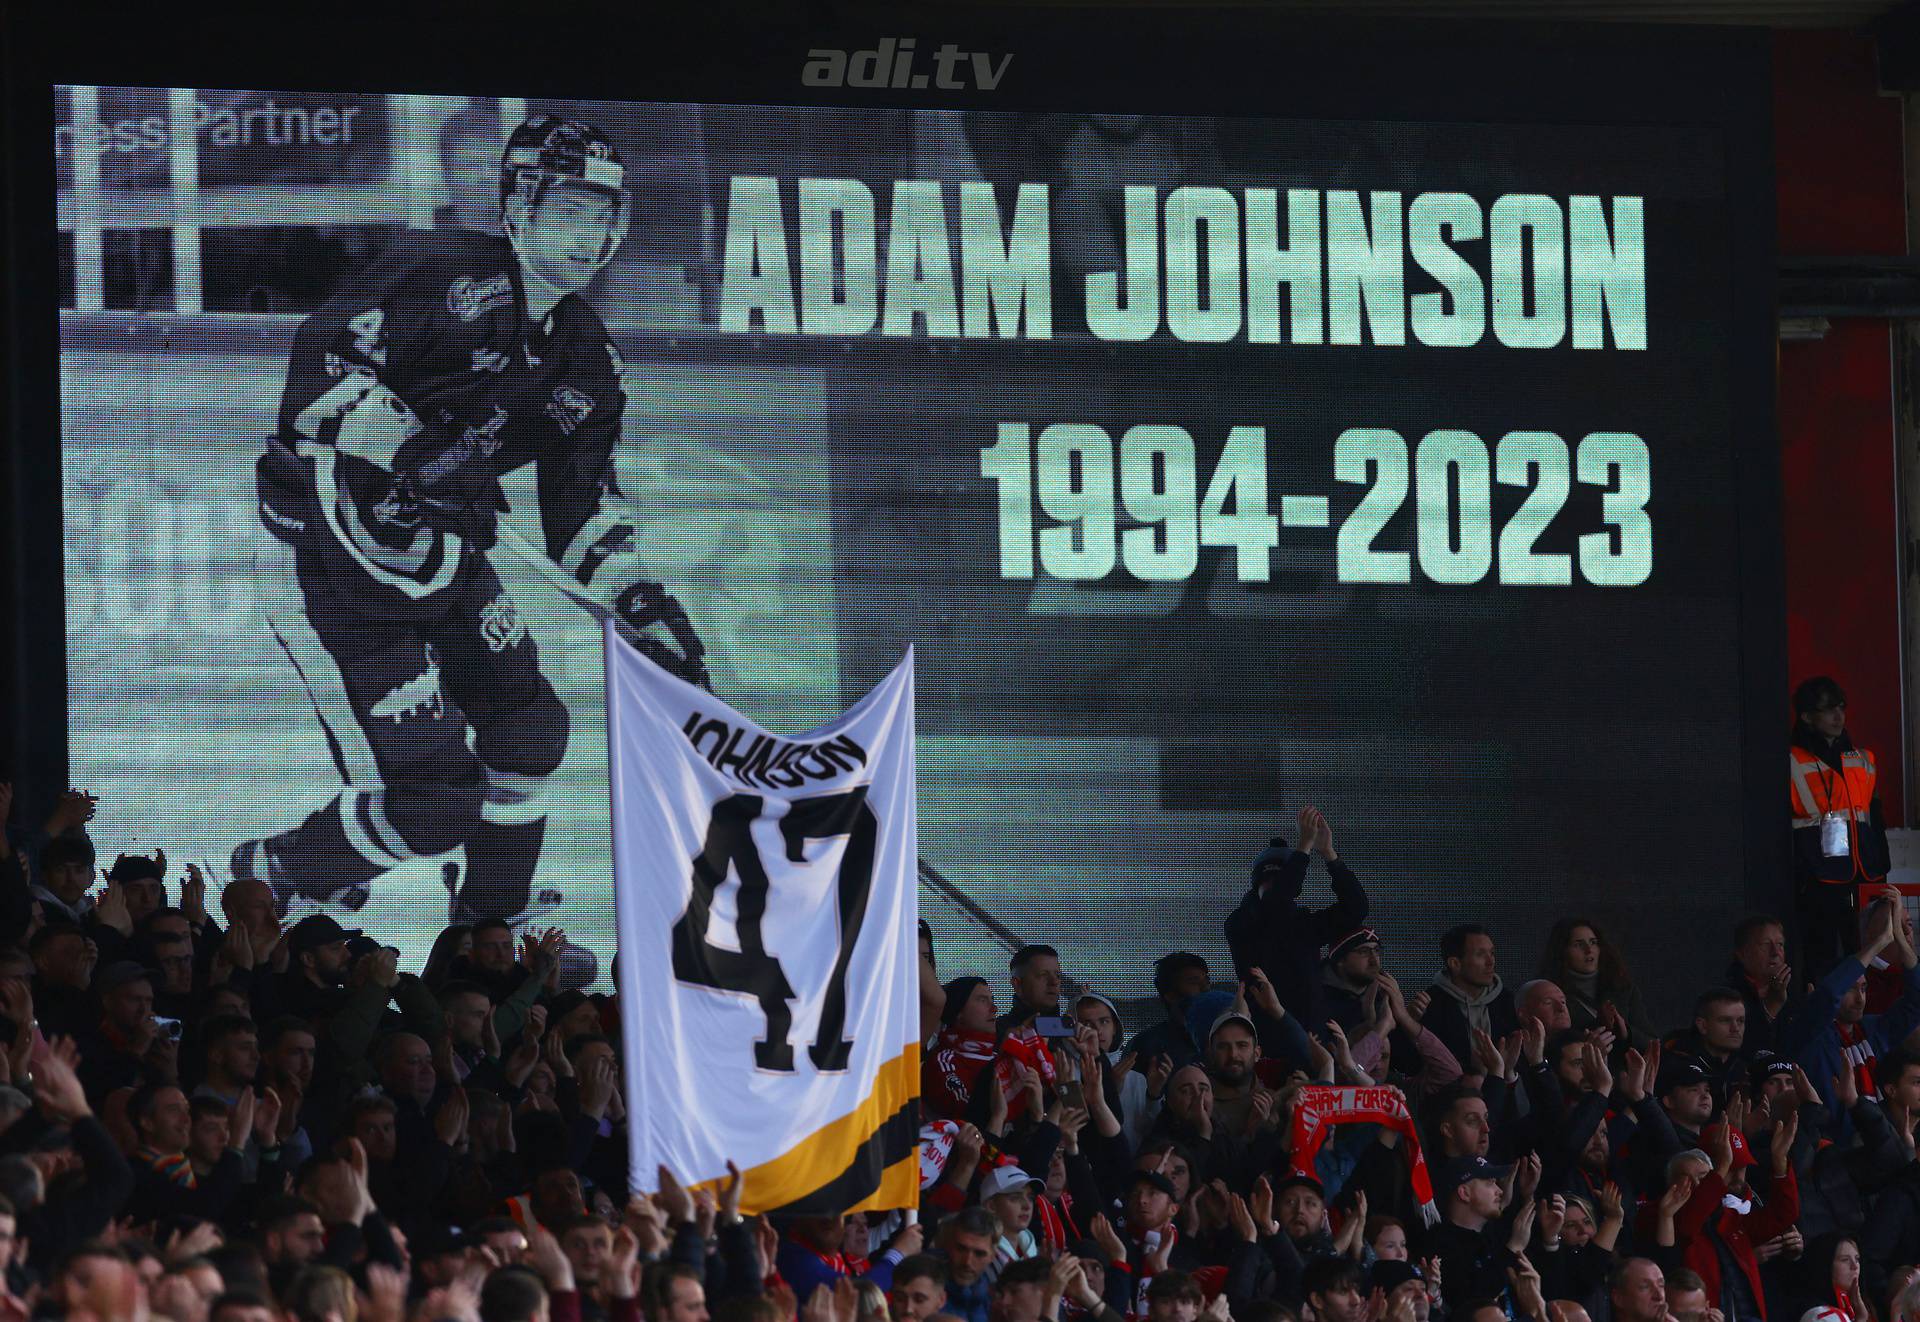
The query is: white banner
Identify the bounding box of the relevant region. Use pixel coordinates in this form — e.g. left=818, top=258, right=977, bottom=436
left=605, top=622, right=920, bottom=1214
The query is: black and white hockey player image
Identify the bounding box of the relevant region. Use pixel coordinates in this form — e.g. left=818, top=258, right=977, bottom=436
left=232, top=115, right=707, bottom=967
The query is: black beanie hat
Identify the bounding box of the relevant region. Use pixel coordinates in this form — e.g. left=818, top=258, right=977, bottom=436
left=941, top=976, right=987, bottom=1027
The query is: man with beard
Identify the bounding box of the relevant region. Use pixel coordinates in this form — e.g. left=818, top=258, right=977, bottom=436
left=1785, top=895, right=1920, bottom=1135
left=1126, top=953, right=1211, bottom=1076
left=1322, top=929, right=1385, bottom=1033
left=1161, top=1032, right=1289, bottom=1191
left=1225, top=806, right=1368, bottom=1029
left=1203, top=1011, right=1272, bottom=1141
left=1423, top=927, right=1519, bottom=1076
left=935, top=1207, right=997, bottom=1322
left=259, top=1017, right=317, bottom=1167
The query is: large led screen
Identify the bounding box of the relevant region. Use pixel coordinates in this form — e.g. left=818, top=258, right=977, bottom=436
left=52, top=78, right=1763, bottom=1005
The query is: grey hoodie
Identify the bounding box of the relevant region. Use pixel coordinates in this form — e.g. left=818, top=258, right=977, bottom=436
left=1430, top=966, right=1507, bottom=1041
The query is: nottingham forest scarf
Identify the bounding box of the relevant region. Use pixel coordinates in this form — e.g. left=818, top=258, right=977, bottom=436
left=1287, top=1085, right=1437, bottom=1224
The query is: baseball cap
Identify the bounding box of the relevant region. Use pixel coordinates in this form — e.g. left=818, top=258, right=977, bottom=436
left=287, top=914, right=363, bottom=955
left=1436, top=1155, right=1512, bottom=1196
left=1370, top=1261, right=1425, bottom=1294
left=980, top=1166, right=1044, bottom=1199
left=1327, top=929, right=1383, bottom=963
left=1726, top=1126, right=1759, bottom=1168
left=94, top=961, right=154, bottom=993
left=1271, top=1171, right=1325, bottom=1199
left=1657, top=1055, right=1711, bottom=1095
left=411, top=1222, right=467, bottom=1260
left=1209, top=1010, right=1257, bottom=1042
left=1129, top=1168, right=1179, bottom=1199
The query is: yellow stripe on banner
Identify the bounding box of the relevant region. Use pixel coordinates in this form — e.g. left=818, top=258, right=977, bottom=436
left=689, top=1043, right=921, bottom=1214
left=844, top=1151, right=923, bottom=1215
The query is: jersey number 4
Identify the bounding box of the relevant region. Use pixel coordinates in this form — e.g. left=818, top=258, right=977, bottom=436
left=669, top=789, right=876, bottom=1072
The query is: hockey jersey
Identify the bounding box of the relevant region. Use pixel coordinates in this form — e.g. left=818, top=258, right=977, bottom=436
left=259, top=229, right=628, bottom=610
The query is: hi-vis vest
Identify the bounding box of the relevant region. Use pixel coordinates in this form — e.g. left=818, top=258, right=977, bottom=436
left=1790, top=745, right=1879, bottom=881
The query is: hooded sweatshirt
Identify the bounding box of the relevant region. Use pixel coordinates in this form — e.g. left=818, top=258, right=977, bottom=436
left=1421, top=969, right=1518, bottom=1074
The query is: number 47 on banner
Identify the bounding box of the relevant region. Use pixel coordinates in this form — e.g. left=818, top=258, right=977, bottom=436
left=670, top=788, right=877, bottom=1073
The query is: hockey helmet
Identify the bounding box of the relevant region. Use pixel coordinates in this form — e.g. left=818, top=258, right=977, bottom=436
left=500, top=115, right=631, bottom=274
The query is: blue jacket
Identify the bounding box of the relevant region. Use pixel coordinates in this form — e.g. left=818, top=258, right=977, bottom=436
left=1782, top=954, right=1920, bottom=1135
left=944, top=1275, right=990, bottom=1322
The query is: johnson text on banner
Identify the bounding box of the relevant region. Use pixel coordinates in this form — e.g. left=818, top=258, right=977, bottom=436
left=604, top=620, right=920, bottom=1215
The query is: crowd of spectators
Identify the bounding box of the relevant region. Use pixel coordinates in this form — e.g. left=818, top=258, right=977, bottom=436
left=0, top=785, right=1914, bottom=1322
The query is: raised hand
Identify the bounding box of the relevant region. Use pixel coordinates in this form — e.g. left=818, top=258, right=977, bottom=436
left=543, top=1030, right=575, bottom=1079
left=720, top=1159, right=745, bottom=1224
left=1619, top=1047, right=1649, bottom=1102
left=656, top=1165, right=695, bottom=1224
left=1245, top=967, right=1285, bottom=1020
left=32, top=1037, right=91, bottom=1121
left=180, top=862, right=210, bottom=927
left=1146, top=1052, right=1174, bottom=1100
left=526, top=1223, right=575, bottom=1292
left=1250, top=1175, right=1278, bottom=1237
left=1596, top=1181, right=1625, bottom=1223
left=578, top=1052, right=617, bottom=1120
left=624, top=1194, right=670, bottom=1259
left=1507, top=1252, right=1548, bottom=1322
left=1091, top=1212, right=1128, bottom=1264
left=1771, top=1112, right=1799, bottom=1174
left=1658, top=1174, right=1695, bottom=1220
left=1582, top=1041, right=1612, bottom=1097
left=1514, top=1153, right=1543, bottom=1204
left=1764, top=962, right=1794, bottom=1013
left=1227, top=1192, right=1258, bottom=1243
left=44, top=789, right=98, bottom=836
left=433, top=1087, right=471, bottom=1147
left=1297, top=805, right=1321, bottom=854
left=1326, top=1020, right=1360, bottom=1079
left=93, top=881, right=132, bottom=937
left=1408, top=988, right=1432, bottom=1022
left=1470, top=1028, right=1506, bottom=1078
left=254, top=1088, right=283, bottom=1147
left=607, top=1225, right=642, bottom=1300
left=1506, top=1194, right=1539, bottom=1253
left=1522, top=1015, right=1547, bottom=1066
left=1537, top=1195, right=1566, bottom=1244
left=1834, top=1065, right=1861, bottom=1110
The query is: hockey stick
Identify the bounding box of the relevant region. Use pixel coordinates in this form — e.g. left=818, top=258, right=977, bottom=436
left=492, top=522, right=1026, bottom=958
left=494, top=522, right=619, bottom=621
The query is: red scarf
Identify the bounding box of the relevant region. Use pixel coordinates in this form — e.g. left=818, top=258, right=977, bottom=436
left=925, top=1027, right=1056, bottom=1121
left=1287, top=1085, right=1437, bottom=1224
left=1837, top=1021, right=1879, bottom=1101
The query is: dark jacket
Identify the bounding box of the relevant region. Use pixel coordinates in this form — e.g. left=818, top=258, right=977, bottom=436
left=19, top=1116, right=134, bottom=1273
left=1419, top=975, right=1519, bottom=1077
left=1861, top=1164, right=1920, bottom=1301
left=1723, top=959, right=1798, bottom=1056
left=1224, top=846, right=1367, bottom=1029
left=1420, top=1218, right=1517, bottom=1311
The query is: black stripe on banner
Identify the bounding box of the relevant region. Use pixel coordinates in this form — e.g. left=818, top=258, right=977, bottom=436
left=763, top=1101, right=920, bottom=1217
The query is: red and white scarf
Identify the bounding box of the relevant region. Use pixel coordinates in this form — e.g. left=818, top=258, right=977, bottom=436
left=1287, top=1085, right=1437, bottom=1224
left=1838, top=1021, right=1879, bottom=1101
